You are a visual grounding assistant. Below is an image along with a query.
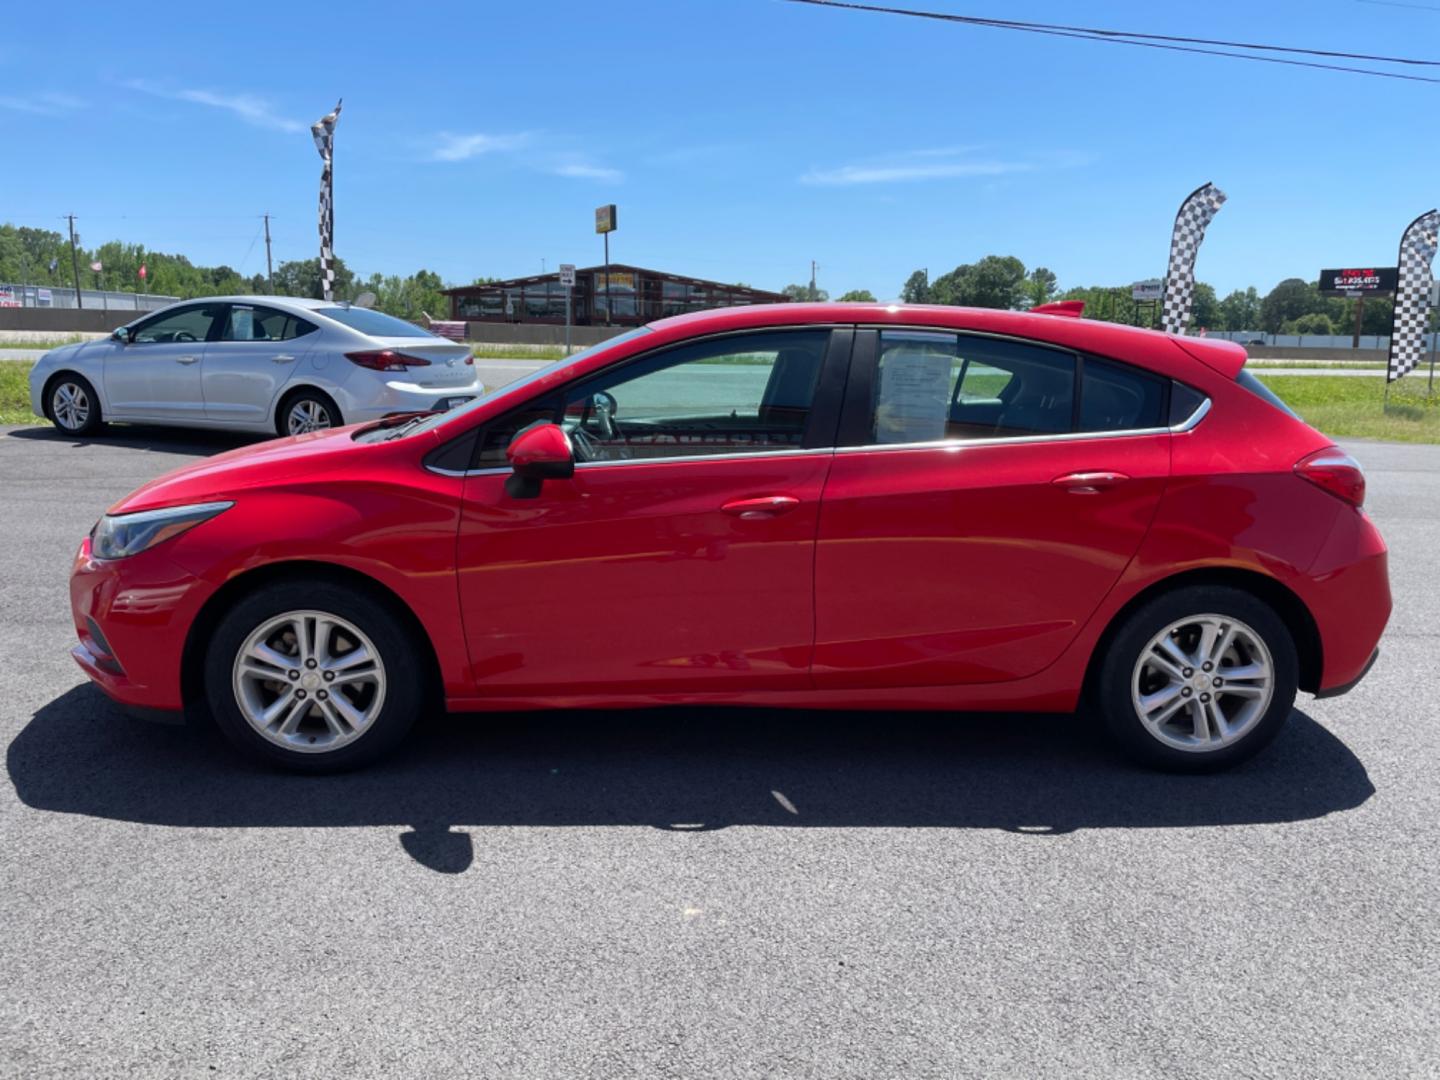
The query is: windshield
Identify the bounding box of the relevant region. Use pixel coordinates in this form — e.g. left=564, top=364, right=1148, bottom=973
left=316, top=306, right=438, bottom=338
left=381, top=326, right=654, bottom=440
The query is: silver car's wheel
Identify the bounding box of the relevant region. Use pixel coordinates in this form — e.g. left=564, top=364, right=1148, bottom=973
left=286, top=398, right=335, bottom=435
left=232, top=609, right=387, bottom=754
left=51, top=380, right=92, bottom=432
left=1131, top=613, right=1275, bottom=753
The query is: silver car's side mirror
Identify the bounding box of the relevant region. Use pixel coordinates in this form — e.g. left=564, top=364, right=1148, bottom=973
left=111, top=327, right=131, bottom=344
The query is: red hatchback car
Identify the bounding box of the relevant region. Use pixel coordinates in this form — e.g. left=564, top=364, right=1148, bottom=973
left=69, top=303, right=1390, bottom=772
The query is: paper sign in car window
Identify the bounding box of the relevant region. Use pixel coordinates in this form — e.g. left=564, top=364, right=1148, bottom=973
left=231, top=307, right=254, bottom=341
left=875, top=349, right=953, bottom=444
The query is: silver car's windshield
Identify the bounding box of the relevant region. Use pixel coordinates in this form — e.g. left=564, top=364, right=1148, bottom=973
left=387, top=326, right=654, bottom=440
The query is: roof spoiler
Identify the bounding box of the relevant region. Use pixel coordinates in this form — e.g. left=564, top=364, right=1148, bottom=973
left=1028, top=300, right=1085, bottom=318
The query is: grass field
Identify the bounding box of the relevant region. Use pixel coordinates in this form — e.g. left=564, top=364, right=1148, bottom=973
left=0, top=361, right=35, bottom=424
left=4, top=356, right=1440, bottom=443
left=1254, top=374, right=1440, bottom=443
left=0, top=336, right=86, bottom=350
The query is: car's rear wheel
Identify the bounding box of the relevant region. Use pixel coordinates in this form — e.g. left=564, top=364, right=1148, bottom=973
left=1094, top=585, right=1298, bottom=771
left=277, top=388, right=341, bottom=437
left=204, top=582, right=424, bottom=772
left=45, top=373, right=104, bottom=436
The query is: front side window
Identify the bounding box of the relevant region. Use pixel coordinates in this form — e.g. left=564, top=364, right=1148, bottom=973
left=472, top=329, right=829, bottom=465
left=562, top=330, right=829, bottom=461
left=221, top=305, right=317, bottom=343
left=131, top=305, right=221, bottom=344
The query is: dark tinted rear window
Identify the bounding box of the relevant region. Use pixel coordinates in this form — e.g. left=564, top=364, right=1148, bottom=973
left=316, top=306, right=437, bottom=338
left=1237, top=369, right=1299, bottom=420
left=1079, top=357, right=1166, bottom=432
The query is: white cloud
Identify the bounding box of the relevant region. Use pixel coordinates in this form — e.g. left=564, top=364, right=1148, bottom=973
left=121, top=79, right=302, bottom=132
left=431, top=131, right=532, bottom=162
left=801, top=150, right=1029, bottom=186
left=549, top=161, right=624, bottom=182
left=0, top=92, right=85, bottom=115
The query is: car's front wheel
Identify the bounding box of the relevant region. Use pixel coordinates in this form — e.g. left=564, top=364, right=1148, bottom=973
left=45, top=373, right=104, bottom=436
left=1094, top=585, right=1298, bottom=771
left=204, top=581, right=425, bottom=772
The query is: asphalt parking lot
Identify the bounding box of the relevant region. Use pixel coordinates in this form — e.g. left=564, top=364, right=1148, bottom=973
left=2, top=420, right=1437, bottom=1078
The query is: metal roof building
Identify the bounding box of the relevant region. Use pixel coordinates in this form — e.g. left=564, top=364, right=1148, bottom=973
left=442, top=264, right=788, bottom=327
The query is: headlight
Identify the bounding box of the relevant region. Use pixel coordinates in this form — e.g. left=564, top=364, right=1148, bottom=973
left=91, top=501, right=233, bottom=560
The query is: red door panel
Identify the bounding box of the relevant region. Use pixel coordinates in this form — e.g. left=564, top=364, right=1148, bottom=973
left=457, top=454, right=830, bottom=694
left=813, top=434, right=1170, bottom=688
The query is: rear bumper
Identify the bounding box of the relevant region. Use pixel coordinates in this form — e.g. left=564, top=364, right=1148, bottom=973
left=1314, top=647, right=1379, bottom=699
left=340, top=376, right=483, bottom=423
left=1305, top=509, right=1391, bottom=695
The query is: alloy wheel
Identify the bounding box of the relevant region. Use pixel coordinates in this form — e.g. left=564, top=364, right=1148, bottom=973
left=287, top=399, right=333, bottom=435
left=232, top=609, right=387, bottom=753
left=52, top=382, right=90, bottom=431
left=1130, top=613, right=1275, bottom=752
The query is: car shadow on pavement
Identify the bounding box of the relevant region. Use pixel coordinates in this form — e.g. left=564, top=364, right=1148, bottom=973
left=9, top=684, right=1374, bottom=874
left=6, top=424, right=263, bottom=456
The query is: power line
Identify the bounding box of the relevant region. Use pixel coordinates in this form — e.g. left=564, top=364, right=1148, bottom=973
left=785, top=0, right=1440, bottom=83
left=1357, top=0, right=1440, bottom=11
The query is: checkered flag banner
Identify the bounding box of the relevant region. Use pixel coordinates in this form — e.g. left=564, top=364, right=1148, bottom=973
left=1160, top=182, right=1227, bottom=336
left=311, top=100, right=342, bottom=301
left=1386, top=208, right=1440, bottom=384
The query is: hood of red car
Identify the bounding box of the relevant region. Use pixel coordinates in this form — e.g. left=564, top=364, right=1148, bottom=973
left=108, top=426, right=374, bottom=515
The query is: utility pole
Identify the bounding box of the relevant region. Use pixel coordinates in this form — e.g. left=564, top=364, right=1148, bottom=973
left=263, top=213, right=274, bottom=294
left=810, top=260, right=818, bottom=300
left=66, top=215, right=83, bottom=309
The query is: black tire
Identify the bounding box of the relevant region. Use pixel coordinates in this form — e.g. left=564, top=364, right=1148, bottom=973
left=1092, top=585, right=1298, bottom=772
left=275, top=387, right=342, bottom=437
left=44, top=372, right=105, bottom=436
left=203, top=581, right=425, bottom=773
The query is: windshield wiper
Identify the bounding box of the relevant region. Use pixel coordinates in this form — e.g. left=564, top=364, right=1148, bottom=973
left=384, top=413, right=435, bottom=440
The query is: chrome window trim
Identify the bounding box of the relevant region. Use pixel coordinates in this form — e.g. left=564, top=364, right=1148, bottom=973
left=425, top=402, right=1211, bottom=477
left=1171, top=394, right=1211, bottom=432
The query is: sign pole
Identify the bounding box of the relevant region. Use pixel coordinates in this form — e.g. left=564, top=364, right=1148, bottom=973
left=560, top=263, right=576, bottom=356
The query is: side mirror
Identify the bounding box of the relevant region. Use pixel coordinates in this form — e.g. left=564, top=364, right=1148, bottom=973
left=505, top=422, right=574, bottom=498
left=111, top=327, right=131, bottom=344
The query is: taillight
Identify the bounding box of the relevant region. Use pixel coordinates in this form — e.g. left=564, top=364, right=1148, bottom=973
left=345, top=350, right=432, bottom=372
left=1295, top=447, right=1366, bottom=508
left=464, top=355, right=474, bottom=365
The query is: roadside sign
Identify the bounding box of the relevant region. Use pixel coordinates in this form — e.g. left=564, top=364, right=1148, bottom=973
left=1318, top=267, right=1398, bottom=296
left=559, top=263, right=576, bottom=286
left=594, top=204, right=618, bottom=234
left=0, top=286, right=18, bottom=308
left=1131, top=279, right=1164, bottom=301
left=1431, top=281, right=1440, bottom=306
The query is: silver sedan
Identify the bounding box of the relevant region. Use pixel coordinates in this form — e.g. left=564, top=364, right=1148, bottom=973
left=29, top=296, right=482, bottom=437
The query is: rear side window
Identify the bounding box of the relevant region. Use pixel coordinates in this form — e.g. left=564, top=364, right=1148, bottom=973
left=871, top=331, right=1076, bottom=443
left=222, top=305, right=317, bottom=342
left=1237, top=369, right=1300, bottom=420
left=1079, top=356, right=1166, bottom=432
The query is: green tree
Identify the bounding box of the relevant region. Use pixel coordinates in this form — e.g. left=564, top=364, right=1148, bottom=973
left=837, top=288, right=877, bottom=302
left=1289, top=312, right=1336, bottom=336
left=1260, top=278, right=1322, bottom=334
left=1019, top=267, right=1058, bottom=310
left=272, top=257, right=356, bottom=300
left=931, top=255, right=1028, bottom=309
left=1218, top=287, right=1261, bottom=332
left=900, top=269, right=931, bottom=304
left=1190, top=282, right=1220, bottom=331
left=782, top=283, right=828, bottom=302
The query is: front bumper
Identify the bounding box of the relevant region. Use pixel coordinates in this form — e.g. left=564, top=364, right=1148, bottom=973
left=69, top=536, right=213, bottom=712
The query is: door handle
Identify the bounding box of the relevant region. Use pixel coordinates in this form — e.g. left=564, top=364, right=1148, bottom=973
left=271, top=354, right=296, bottom=363
left=175, top=355, right=199, bottom=365
left=721, top=495, right=800, bottom=520
left=1052, top=471, right=1130, bottom=494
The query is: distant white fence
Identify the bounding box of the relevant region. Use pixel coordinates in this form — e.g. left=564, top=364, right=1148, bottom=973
left=0, top=283, right=178, bottom=313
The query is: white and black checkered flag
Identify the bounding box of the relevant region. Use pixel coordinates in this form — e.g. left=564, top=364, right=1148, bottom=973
left=311, top=99, right=342, bottom=301
left=1160, top=182, right=1227, bottom=336
left=1386, top=208, right=1439, bottom=384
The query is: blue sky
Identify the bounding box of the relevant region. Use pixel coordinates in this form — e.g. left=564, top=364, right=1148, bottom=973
left=2, top=0, right=1437, bottom=298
